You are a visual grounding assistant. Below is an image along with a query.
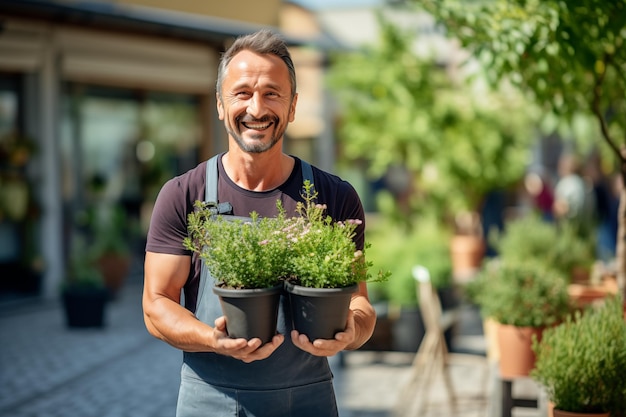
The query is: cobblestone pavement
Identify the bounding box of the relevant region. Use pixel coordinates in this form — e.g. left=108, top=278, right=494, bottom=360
left=0, top=277, right=543, bottom=417
left=0, top=282, right=180, bottom=417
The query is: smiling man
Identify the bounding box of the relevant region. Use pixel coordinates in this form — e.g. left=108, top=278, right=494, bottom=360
left=217, top=49, right=296, bottom=155
left=142, top=29, right=376, bottom=417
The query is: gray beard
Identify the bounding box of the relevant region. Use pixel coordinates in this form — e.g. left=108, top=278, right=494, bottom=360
left=228, top=128, right=282, bottom=154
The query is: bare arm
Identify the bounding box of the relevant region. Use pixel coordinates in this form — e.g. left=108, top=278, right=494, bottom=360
left=291, top=281, right=376, bottom=356
left=345, top=281, right=377, bottom=350
left=142, top=251, right=283, bottom=361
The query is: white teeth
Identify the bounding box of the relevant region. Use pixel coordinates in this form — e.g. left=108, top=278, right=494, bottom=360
left=244, top=122, right=271, bottom=130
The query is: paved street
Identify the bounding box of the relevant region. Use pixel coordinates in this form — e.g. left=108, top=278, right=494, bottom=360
left=0, top=270, right=545, bottom=417
left=0, top=281, right=180, bottom=417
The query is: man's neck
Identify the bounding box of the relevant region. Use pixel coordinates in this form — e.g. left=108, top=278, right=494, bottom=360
left=222, top=149, right=295, bottom=191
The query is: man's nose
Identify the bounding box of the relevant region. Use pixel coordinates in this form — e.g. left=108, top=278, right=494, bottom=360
left=246, top=93, right=264, bottom=118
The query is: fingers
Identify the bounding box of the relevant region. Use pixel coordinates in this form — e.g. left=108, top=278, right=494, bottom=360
left=291, top=311, right=356, bottom=357
left=239, top=334, right=285, bottom=363
left=212, top=316, right=284, bottom=362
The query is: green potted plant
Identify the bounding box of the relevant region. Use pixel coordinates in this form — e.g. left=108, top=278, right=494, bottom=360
left=91, top=206, right=134, bottom=298
left=490, top=214, right=605, bottom=309
left=531, top=296, right=626, bottom=417
left=61, top=234, right=108, bottom=328
left=282, top=181, right=389, bottom=340
left=184, top=202, right=289, bottom=343
left=489, top=214, right=596, bottom=283
left=467, top=259, right=572, bottom=377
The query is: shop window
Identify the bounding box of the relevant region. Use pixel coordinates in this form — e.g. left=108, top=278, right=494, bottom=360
left=61, top=84, right=201, bottom=251
left=0, top=73, right=42, bottom=297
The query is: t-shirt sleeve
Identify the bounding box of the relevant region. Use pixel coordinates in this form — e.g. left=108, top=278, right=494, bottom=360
left=313, top=168, right=366, bottom=252
left=145, top=177, right=194, bottom=256
left=339, top=182, right=366, bottom=252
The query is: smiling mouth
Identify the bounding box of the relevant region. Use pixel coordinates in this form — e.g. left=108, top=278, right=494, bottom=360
left=242, top=121, right=273, bottom=130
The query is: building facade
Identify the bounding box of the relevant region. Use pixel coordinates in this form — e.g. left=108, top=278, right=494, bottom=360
left=0, top=0, right=330, bottom=299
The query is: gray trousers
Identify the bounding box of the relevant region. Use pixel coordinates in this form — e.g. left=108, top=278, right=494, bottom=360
left=176, top=368, right=338, bottom=417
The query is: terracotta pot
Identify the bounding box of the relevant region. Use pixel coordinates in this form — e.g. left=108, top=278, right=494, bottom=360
left=552, top=408, right=609, bottom=417
left=570, top=265, right=591, bottom=284
left=497, top=324, right=543, bottom=378
left=568, top=283, right=608, bottom=308
left=601, top=275, right=619, bottom=295
left=449, top=235, right=485, bottom=283
left=97, top=253, right=131, bottom=297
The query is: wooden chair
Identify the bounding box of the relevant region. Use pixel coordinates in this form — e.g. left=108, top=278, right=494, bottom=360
left=395, top=266, right=488, bottom=416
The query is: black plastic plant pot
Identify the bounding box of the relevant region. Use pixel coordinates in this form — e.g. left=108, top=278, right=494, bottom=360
left=212, top=284, right=282, bottom=344
left=284, top=282, right=358, bottom=341
left=62, top=287, right=108, bottom=328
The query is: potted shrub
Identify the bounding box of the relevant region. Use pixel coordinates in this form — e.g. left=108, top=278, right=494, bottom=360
left=282, top=182, right=389, bottom=340
left=184, top=202, right=289, bottom=343
left=531, top=296, right=626, bottom=417
left=61, top=235, right=108, bottom=328
left=467, top=259, right=572, bottom=377
left=91, top=206, right=134, bottom=299
left=490, top=214, right=605, bottom=310
left=489, top=214, right=596, bottom=284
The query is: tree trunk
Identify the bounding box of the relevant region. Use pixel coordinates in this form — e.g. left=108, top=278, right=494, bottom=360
left=617, top=170, right=626, bottom=302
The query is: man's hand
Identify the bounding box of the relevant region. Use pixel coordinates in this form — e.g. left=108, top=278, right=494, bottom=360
left=290, top=310, right=356, bottom=357
left=211, top=316, right=284, bottom=363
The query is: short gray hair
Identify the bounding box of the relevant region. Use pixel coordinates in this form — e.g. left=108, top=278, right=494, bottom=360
left=216, top=29, right=297, bottom=99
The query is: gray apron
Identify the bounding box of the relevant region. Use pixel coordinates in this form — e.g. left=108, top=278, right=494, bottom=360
left=176, top=155, right=338, bottom=417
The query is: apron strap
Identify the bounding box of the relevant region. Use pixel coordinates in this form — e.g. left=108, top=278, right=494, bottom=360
left=301, top=160, right=314, bottom=194
left=205, top=155, right=219, bottom=203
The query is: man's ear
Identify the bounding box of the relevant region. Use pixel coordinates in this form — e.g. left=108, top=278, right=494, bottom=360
left=288, top=93, right=298, bottom=123
left=216, top=93, right=224, bottom=120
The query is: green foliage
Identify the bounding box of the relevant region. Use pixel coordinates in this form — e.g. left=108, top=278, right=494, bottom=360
left=327, top=12, right=535, bottom=224
left=63, top=233, right=104, bottom=290
left=286, top=182, right=390, bottom=288
left=365, top=216, right=452, bottom=306
left=421, top=0, right=626, bottom=190
left=184, top=182, right=390, bottom=289
left=489, top=214, right=595, bottom=280
left=89, top=206, right=133, bottom=256
left=532, top=296, right=626, bottom=414
left=185, top=201, right=290, bottom=289
left=467, top=258, right=571, bottom=327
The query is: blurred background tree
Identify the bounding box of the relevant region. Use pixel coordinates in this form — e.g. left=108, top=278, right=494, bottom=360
left=327, top=13, right=537, bottom=234
left=417, top=0, right=626, bottom=299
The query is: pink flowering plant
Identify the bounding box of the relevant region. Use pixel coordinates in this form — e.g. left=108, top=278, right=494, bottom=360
left=184, top=181, right=389, bottom=290
left=283, top=181, right=388, bottom=288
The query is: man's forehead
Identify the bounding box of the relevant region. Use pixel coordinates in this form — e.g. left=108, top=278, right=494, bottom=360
left=224, top=51, right=290, bottom=90
left=228, top=50, right=286, bottom=73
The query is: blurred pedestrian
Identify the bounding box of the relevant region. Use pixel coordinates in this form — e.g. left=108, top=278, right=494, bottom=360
left=524, top=169, right=554, bottom=221
left=585, top=153, right=620, bottom=261
left=552, top=152, right=595, bottom=237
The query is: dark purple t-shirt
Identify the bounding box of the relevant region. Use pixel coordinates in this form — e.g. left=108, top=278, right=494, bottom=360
left=146, top=154, right=365, bottom=312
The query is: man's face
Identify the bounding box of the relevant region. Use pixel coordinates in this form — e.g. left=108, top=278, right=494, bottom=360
left=217, top=50, right=297, bottom=154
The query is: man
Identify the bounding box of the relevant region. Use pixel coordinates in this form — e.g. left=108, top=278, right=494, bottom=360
left=142, top=29, right=376, bottom=417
